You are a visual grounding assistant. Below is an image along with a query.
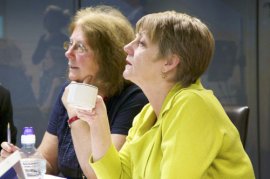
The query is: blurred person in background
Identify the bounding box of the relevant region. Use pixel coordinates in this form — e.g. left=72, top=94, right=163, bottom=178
left=38, top=46, right=67, bottom=118
left=32, top=5, right=70, bottom=117
left=32, top=5, right=70, bottom=65
left=122, top=0, right=146, bottom=26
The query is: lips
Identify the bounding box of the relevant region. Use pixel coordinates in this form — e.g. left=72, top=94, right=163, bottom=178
left=68, top=63, right=76, bottom=68
left=70, top=67, right=78, bottom=70
left=69, top=65, right=79, bottom=70
left=126, top=60, right=132, bottom=65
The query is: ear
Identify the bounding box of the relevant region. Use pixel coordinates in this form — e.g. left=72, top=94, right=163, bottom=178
left=162, top=54, right=180, bottom=72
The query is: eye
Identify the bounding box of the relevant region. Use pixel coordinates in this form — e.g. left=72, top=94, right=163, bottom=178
left=138, top=40, right=145, bottom=47
left=63, top=40, right=88, bottom=53
left=76, top=43, right=86, bottom=53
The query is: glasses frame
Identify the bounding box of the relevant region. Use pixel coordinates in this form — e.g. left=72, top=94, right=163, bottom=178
left=63, top=41, right=88, bottom=54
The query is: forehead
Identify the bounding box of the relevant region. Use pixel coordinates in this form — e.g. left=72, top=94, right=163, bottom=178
left=70, top=26, right=87, bottom=42
left=137, top=31, right=146, bottom=38
left=136, top=23, right=158, bottom=45
left=137, top=31, right=159, bottom=49
left=137, top=31, right=151, bottom=42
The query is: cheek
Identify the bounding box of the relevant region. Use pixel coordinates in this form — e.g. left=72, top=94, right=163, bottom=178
left=80, top=56, right=99, bottom=75
left=133, top=53, right=146, bottom=69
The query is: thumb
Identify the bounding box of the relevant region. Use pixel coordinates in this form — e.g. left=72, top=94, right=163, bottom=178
left=93, top=95, right=108, bottom=116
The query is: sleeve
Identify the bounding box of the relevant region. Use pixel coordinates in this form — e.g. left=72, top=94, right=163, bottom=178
left=110, top=85, right=148, bottom=135
left=160, top=92, right=224, bottom=178
left=90, top=144, right=123, bottom=179
left=46, top=82, right=68, bottom=135
left=89, top=106, right=148, bottom=179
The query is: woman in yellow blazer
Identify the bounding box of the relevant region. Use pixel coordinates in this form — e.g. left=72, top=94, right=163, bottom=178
left=76, top=11, right=255, bottom=178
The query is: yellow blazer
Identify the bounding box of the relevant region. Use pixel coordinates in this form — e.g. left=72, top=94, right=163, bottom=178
left=91, top=80, right=255, bottom=179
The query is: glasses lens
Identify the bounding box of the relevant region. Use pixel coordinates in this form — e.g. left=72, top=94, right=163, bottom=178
left=63, top=41, right=87, bottom=53
left=77, top=44, right=85, bottom=53
left=63, top=41, right=70, bottom=51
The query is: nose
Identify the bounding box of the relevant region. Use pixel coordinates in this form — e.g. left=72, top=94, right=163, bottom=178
left=65, top=48, right=75, bottom=60
left=123, top=41, right=134, bottom=55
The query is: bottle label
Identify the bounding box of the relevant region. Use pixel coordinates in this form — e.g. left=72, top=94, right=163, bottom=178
left=20, top=158, right=45, bottom=178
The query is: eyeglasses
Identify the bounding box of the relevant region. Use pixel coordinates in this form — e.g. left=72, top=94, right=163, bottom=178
left=63, top=41, right=87, bottom=54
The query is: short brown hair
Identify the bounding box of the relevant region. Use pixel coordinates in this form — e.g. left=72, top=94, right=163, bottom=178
left=136, top=11, right=215, bottom=87
left=69, top=6, right=134, bottom=97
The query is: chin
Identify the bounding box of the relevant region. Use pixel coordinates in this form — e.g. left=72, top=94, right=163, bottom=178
left=123, top=72, right=130, bottom=80
left=124, top=74, right=135, bottom=84
left=69, top=75, right=79, bottom=82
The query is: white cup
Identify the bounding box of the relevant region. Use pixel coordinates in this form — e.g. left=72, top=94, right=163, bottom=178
left=67, top=82, right=98, bottom=110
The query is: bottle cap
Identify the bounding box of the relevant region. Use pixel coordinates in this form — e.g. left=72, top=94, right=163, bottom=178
left=22, top=127, right=35, bottom=135
left=21, top=127, right=36, bottom=144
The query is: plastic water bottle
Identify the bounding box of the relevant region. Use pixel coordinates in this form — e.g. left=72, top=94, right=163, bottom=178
left=20, top=127, right=46, bottom=178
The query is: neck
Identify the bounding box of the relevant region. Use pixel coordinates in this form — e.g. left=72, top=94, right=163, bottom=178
left=140, top=81, right=175, bottom=117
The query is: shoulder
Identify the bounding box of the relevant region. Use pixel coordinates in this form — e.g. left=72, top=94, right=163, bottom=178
left=121, top=83, right=143, bottom=96
left=51, top=81, right=69, bottom=112
left=163, top=86, right=232, bottom=132
left=171, top=85, right=215, bottom=110
left=106, top=83, right=148, bottom=115
left=0, top=85, right=10, bottom=100
left=0, top=85, right=9, bottom=95
left=112, top=83, right=148, bottom=105
left=106, top=84, right=147, bottom=134
left=56, top=81, right=70, bottom=96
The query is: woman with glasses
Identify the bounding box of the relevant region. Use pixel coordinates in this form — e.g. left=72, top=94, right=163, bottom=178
left=76, top=11, right=255, bottom=178
left=1, top=5, right=147, bottom=179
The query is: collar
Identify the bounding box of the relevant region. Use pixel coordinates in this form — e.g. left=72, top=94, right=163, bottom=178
left=156, top=79, right=204, bottom=125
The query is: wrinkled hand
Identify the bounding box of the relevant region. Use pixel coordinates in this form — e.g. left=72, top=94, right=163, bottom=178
left=76, top=96, right=112, bottom=161
left=0, top=142, right=19, bottom=158
left=61, top=82, right=77, bottom=118
left=76, top=95, right=108, bottom=125
left=76, top=95, right=111, bottom=137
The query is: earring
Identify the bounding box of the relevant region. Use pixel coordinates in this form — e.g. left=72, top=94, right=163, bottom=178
left=161, top=69, right=167, bottom=79
left=162, top=72, right=167, bottom=79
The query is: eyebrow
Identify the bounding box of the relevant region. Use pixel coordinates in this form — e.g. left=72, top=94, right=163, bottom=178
left=69, top=39, right=85, bottom=44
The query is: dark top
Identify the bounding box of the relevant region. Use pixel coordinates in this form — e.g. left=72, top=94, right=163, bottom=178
left=0, top=85, right=17, bottom=149
left=47, top=82, right=148, bottom=178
